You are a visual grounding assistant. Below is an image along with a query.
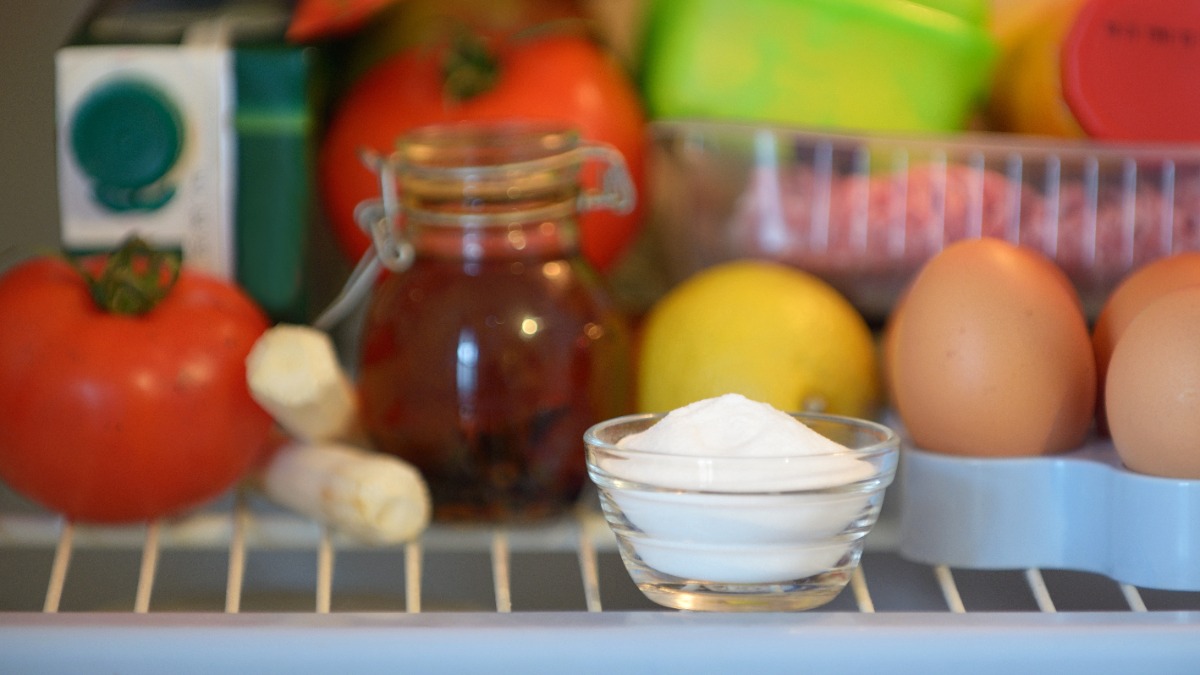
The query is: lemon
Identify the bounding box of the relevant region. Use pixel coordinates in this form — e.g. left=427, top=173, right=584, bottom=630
left=637, top=260, right=880, bottom=418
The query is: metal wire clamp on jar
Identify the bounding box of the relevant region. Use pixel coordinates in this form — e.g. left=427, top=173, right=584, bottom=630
left=347, top=121, right=636, bottom=522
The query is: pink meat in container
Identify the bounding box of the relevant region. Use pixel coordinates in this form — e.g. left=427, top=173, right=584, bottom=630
left=646, top=120, right=1200, bottom=321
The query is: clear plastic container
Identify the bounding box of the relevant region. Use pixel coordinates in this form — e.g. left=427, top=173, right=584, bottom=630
left=648, top=119, right=1200, bottom=320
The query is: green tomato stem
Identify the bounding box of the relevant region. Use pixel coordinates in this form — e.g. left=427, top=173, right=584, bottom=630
left=70, top=235, right=181, bottom=316
left=439, top=18, right=596, bottom=103
left=441, top=28, right=501, bottom=102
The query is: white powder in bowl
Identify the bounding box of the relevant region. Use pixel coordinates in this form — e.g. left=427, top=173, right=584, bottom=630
left=599, top=394, right=890, bottom=583
left=613, top=393, right=875, bottom=492
left=619, top=393, right=851, bottom=457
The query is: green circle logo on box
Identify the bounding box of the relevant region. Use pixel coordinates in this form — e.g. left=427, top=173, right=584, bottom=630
left=70, top=78, right=184, bottom=211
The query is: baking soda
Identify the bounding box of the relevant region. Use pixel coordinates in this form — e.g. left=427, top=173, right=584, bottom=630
left=603, top=394, right=880, bottom=583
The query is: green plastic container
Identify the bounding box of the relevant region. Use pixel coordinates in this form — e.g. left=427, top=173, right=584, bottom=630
left=234, top=45, right=317, bottom=323
left=640, top=0, right=998, bottom=132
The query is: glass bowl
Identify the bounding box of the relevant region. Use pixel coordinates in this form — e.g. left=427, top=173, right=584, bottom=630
left=584, top=411, right=899, bottom=611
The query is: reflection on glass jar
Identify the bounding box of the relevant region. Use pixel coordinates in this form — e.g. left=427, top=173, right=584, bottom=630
left=356, top=121, right=635, bottom=522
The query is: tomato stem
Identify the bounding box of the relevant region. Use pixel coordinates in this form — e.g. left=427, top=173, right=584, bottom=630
left=442, top=28, right=500, bottom=102
left=439, top=18, right=599, bottom=103
left=70, top=236, right=181, bottom=316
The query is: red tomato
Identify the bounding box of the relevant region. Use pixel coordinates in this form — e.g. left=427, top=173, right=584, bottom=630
left=0, top=250, right=274, bottom=523
left=286, top=0, right=400, bottom=42
left=318, top=28, right=647, bottom=273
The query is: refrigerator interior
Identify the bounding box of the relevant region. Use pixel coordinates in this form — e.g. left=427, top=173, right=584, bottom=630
left=2, top=3, right=1200, bottom=673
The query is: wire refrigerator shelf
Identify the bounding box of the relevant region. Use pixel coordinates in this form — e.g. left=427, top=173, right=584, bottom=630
left=1, top=479, right=1198, bottom=675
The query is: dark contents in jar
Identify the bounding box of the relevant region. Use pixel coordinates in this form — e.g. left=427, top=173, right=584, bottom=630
left=358, top=252, right=631, bottom=522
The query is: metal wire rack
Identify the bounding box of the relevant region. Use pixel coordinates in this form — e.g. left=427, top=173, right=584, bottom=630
left=2, top=481, right=1199, bottom=674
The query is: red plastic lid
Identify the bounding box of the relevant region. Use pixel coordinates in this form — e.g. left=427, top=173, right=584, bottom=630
left=1061, top=0, right=1200, bottom=142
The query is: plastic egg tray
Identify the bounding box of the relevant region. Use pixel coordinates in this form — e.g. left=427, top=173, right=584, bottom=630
left=897, top=436, right=1200, bottom=591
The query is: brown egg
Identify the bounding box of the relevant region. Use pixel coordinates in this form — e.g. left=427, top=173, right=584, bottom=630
left=889, top=238, right=1096, bottom=456
left=1092, top=252, right=1200, bottom=434
left=1106, top=287, right=1200, bottom=479
left=880, top=285, right=909, bottom=409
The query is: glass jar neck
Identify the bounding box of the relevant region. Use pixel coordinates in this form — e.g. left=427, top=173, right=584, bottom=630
left=359, top=121, right=632, bottom=272
left=313, top=121, right=634, bottom=330
left=408, top=212, right=581, bottom=261
left=398, top=120, right=585, bottom=215
left=375, top=121, right=598, bottom=267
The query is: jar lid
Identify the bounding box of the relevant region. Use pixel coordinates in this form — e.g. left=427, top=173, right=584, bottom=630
left=1061, top=0, right=1200, bottom=141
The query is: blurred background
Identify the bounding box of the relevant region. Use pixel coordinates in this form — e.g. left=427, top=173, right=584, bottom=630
left=3, top=0, right=1190, bottom=311
left=0, top=0, right=1036, bottom=274
left=0, top=0, right=646, bottom=272
left=0, top=1, right=93, bottom=269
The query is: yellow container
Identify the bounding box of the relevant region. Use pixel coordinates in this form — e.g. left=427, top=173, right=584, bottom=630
left=639, top=0, right=998, bottom=133
left=987, top=0, right=1088, bottom=137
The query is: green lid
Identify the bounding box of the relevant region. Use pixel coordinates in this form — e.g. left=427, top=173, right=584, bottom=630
left=70, top=79, right=184, bottom=192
